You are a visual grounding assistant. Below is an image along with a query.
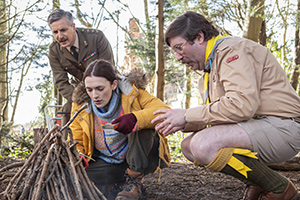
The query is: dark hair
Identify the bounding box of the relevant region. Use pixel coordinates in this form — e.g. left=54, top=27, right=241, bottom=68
left=83, top=59, right=117, bottom=84
left=165, top=11, right=219, bottom=46
left=47, top=8, right=73, bottom=26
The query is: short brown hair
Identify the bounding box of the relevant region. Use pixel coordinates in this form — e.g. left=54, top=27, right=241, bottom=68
left=165, top=11, right=219, bottom=46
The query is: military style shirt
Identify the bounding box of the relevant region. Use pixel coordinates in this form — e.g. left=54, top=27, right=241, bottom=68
left=48, top=28, right=115, bottom=102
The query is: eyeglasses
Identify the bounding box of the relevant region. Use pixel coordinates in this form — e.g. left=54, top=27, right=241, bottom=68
left=171, top=40, right=188, bottom=54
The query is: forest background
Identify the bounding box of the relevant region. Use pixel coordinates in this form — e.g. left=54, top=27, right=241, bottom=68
left=0, top=0, right=299, bottom=161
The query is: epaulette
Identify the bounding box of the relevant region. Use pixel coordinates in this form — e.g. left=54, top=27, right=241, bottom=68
left=49, top=41, right=58, bottom=48
left=79, top=28, right=100, bottom=34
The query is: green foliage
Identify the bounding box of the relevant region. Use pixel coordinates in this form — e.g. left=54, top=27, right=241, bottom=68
left=0, top=121, right=34, bottom=160
left=125, top=20, right=157, bottom=77
left=167, top=131, right=190, bottom=163
left=35, top=70, right=55, bottom=125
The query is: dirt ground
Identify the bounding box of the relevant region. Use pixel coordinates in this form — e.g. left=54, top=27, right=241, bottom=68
left=1, top=158, right=299, bottom=200
left=141, top=162, right=300, bottom=200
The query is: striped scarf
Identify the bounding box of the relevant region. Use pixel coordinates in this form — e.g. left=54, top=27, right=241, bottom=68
left=91, top=87, right=128, bottom=164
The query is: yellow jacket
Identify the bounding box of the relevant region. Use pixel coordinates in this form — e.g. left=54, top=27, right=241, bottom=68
left=70, top=68, right=171, bottom=169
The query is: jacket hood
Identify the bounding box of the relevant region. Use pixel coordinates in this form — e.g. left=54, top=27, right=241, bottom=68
left=72, top=67, right=151, bottom=105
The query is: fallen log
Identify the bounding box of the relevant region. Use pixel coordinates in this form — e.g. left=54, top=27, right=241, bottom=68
left=267, top=156, right=300, bottom=171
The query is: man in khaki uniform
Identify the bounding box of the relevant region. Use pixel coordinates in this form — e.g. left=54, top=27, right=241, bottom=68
left=152, top=11, right=300, bottom=200
left=47, top=8, right=114, bottom=131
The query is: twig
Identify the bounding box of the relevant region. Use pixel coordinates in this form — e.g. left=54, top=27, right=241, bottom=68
left=18, top=155, right=42, bottom=200
left=34, top=143, right=55, bottom=200
left=3, top=124, right=59, bottom=195
left=76, top=165, right=96, bottom=200
left=0, top=162, right=24, bottom=174
left=61, top=102, right=88, bottom=132
left=64, top=137, right=84, bottom=200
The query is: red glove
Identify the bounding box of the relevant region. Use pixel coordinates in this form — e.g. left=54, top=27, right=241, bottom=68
left=79, top=154, right=89, bottom=170
left=111, top=113, right=137, bottom=135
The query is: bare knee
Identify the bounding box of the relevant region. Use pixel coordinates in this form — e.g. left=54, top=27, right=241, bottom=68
left=189, top=132, right=218, bottom=165
left=181, top=134, right=194, bottom=162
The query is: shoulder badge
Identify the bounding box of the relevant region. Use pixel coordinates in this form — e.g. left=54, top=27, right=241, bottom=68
left=226, top=55, right=239, bottom=63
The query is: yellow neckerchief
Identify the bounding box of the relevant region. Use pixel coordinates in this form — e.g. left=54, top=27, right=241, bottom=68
left=203, top=35, right=225, bottom=105
left=205, top=35, right=225, bottom=63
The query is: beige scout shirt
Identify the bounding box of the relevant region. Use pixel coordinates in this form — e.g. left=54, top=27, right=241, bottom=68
left=184, top=37, right=300, bottom=131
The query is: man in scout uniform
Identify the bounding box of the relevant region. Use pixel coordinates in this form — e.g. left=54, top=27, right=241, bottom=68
left=152, top=11, right=300, bottom=200
left=47, top=8, right=115, bottom=132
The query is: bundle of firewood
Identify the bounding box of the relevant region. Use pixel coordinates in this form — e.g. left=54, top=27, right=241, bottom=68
left=1, top=104, right=106, bottom=200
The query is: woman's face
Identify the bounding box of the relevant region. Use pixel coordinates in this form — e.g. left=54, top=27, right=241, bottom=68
left=85, top=76, right=118, bottom=108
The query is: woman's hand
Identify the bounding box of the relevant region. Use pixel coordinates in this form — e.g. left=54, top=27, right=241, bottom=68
left=111, top=113, right=137, bottom=135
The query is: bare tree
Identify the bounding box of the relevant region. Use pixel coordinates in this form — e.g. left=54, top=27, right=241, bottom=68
left=243, top=0, right=265, bottom=42
left=155, top=0, right=165, bottom=101
left=0, top=0, right=8, bottom=123
left=291, top=0, right=300, bottom=92
left=275, top=0, right=291, bottom=64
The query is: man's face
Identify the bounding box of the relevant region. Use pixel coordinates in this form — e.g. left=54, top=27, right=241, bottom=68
left=169, top=34, right=207, bottom=71
left=50, top=17, right=76, bottom=48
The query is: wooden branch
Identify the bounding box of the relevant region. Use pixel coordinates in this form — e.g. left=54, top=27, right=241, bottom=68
left=0, top=172, right=16, bottom=181
left=64, top=137, right=84, bottom=200
left=1, top=106, right=108, bottom=200
left=0, top=162, right=24, bottom=173
left=267, top=156, right=300, bottom=171
left=34, top=143, right=55, bottom=200
left=4, top=124, right=59, bottom=195
left=19, top=155, right=42, bottom=200
left=61, top=102, right=88, bottom=132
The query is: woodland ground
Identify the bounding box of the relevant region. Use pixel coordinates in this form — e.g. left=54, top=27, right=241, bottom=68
left=1, top=158, right=299, bottom=200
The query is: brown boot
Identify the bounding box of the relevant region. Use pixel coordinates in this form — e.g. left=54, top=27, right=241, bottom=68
left=243, top=185, right=264, bottom=200
left=115, top=169, right=143, bottom=200
left=259, top=182, right=299, bottom=200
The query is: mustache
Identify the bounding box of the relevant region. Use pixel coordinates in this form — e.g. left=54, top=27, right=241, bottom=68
left=181, top=58, right=190, bottom=64
left=58, top=37, right=68, bottom=42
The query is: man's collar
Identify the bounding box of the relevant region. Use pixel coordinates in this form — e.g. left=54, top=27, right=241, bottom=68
left=66, top=32, right=79, bottom=51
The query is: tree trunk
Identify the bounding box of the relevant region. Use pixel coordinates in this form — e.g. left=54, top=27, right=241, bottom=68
left=243, top=0, right=264, bottom=42
left=275, top=0, right=290, bottom=65
left=259, top=20, right=266, bottom=46
left=155, top=0, right=165, bottom=101
left=144, top=0, right=150, bottom=31
left=52, top=0, right=63, bottom=108
left=0, top=0, right=8, bottom=123
left=182, top=0, right=192, bottom=109
left=185, top=66, right=191, bottom=109
left=74, top=0, right=93, bottom=28
left=53, top=0, right=59, bottom=9
left=291, top=0, right=300, bottom=92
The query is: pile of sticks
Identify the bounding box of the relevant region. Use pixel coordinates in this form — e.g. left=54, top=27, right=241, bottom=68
left=1, top=104, right=106, bottom=200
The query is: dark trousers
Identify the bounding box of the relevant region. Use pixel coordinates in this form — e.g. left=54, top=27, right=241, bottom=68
left=86, top=129, right=159, bottom=185
left=61, top=101, right=71, bottom=139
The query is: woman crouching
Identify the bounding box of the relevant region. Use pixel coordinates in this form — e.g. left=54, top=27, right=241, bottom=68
left=70, top=59, right=170, bottom=200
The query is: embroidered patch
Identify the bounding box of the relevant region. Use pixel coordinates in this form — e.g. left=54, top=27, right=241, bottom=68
left=226, top=55, right=239, bottom=63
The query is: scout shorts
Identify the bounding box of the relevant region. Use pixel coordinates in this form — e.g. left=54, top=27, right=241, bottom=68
left=238, top=116, right=300, bottom=164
